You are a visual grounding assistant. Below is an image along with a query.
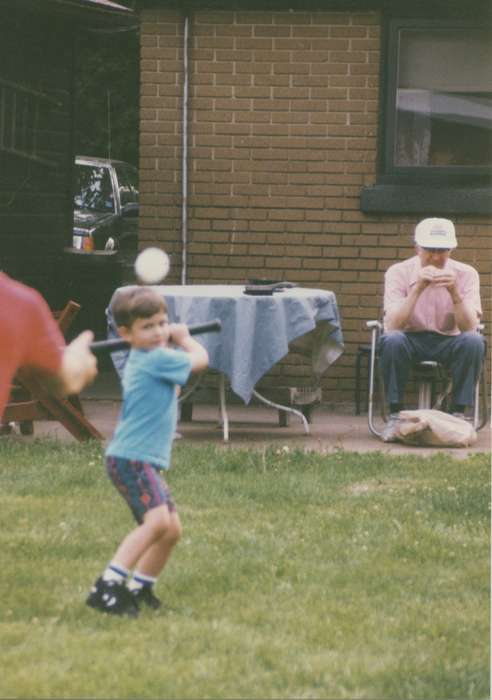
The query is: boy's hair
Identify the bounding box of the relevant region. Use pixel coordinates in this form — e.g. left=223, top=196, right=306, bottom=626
left=111, top=287, right=168, bottom=328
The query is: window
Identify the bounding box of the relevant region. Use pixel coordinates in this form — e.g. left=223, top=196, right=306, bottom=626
left=0, top=78, right=62, bottom=168
left=390, top=25, right=491, bottom=172
left=115, top=163, right=139, bottom=208
left=74, top=165, right=115, bottom=213
left=361, top=18, right=492, bottom=215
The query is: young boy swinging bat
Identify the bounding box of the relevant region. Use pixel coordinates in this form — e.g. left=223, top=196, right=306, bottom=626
left=86, top=286, right=208, bottom=617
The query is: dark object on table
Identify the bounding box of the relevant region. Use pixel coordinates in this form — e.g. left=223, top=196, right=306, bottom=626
left=244, top=281, right=296, bottom=295
left=247, top=278, right=281, bottom=285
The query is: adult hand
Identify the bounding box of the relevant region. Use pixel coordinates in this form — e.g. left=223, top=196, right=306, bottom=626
left=431, top=268, right=457, bottom=289
left=416, top=265, right=440, bottom=290
left=61, top=330, right=98, bottom=395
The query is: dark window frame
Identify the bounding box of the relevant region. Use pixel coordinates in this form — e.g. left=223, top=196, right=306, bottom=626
left=361, top=14, right=492, bottom=215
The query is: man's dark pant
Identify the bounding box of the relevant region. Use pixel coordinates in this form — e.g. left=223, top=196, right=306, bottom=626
left=378, top=331, right=485, bottom=408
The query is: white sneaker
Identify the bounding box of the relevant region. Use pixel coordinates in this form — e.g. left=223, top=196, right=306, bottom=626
left=381, top=413, right=401, bottom=443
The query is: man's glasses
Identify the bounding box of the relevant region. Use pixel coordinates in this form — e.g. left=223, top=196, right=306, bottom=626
left=422, top=247, right=451, bottom=253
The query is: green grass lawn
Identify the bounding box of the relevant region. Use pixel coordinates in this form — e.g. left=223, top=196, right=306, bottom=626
left=0, top=439, right=489, bottom=700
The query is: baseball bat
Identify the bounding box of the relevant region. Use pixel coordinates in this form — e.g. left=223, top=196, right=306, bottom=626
left=90, top=319, right=222, bottom=353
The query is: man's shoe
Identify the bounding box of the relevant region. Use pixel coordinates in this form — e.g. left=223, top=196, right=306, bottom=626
left=131, top=585, right=162, bottom=610
left=86, top=577, right=139, bottom=617
left=381, top=413, right=401, bottom=443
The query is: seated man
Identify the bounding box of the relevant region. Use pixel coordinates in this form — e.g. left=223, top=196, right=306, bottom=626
left=379, top=217, right=485, bottom=442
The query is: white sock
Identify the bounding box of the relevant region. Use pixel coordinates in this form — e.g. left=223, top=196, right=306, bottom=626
left=128, top=571, right=157, bottom=592
left=102, top=563, right=129, bottom=583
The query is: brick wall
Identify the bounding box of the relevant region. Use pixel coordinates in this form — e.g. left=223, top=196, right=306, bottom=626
left=139, top=8, right=491, bottom=406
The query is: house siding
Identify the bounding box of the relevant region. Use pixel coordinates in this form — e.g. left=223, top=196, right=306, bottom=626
left=139, top=8, right=491, bottom=405
left=0, top=1, right=134, bottom=311
left=0, top=9, right=75, bottom=308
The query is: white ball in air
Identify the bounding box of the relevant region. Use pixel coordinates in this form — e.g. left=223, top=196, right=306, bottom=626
left=134, top=248, right=170, bottom=284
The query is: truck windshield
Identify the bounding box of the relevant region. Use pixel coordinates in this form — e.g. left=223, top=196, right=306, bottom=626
left=74, top=164, right=115, bottom=212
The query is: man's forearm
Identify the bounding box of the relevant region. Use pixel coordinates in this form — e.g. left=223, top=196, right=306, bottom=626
left=59, top=331, right=98, bottom=395
left=449, top=292, right=479, bottom=331
left=384, top=286, right=423, bottom=330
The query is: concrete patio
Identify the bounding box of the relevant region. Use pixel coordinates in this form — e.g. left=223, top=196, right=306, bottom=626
left=9, top=368, right=490, bottom=460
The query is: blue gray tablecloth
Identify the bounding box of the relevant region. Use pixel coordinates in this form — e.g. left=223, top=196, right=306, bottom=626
left=106, top=285, right=344, bottom=404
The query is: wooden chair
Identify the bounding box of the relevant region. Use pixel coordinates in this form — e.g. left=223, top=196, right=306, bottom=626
left=1, top=300, right=103, bottom=442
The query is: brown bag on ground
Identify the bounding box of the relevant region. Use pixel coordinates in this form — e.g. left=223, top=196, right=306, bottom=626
left=395, top=409, right=477, bottom=448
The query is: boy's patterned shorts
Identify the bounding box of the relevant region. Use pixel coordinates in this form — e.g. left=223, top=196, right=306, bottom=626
left=106, top=456, right=176, bottom=524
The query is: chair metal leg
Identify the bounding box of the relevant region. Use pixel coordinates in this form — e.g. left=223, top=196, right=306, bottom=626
left=418, top=381, right=432, bottom=409
left=355, top=350, right=362, bottom=416
left=474, top=364, right=489, bottom=431
left=480, top=365, right=489, bottom=430
left=367, top=328, right=382, bottom=437
left=473, top=378, right=480, bottom=430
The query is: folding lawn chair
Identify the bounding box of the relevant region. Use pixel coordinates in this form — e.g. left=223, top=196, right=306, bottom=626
left=1, top=300, right=103, bottom=442
left=363, top=320, right=489, bottom=438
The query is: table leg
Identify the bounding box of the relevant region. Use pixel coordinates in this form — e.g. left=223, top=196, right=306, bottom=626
left=218, top=374, right=229, bottom=442
left=180, top=403, right=193, bottom=422
left=252, top=389, right=310, bottom=434
left=178, top=374, right=204, bottom=423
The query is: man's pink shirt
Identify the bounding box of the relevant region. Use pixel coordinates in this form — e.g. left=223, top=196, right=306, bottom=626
left=383, top=255, right=482, bottom=335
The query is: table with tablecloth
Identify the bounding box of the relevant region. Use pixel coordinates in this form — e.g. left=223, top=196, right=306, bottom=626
left=106, top=284, right=344, bottom=439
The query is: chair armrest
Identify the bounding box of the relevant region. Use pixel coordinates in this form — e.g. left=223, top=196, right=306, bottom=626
left=366, top=320, right=382, bottom=348
left=54, top=300, right=81, bottom=336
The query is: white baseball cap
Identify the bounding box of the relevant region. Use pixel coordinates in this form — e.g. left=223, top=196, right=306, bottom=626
left=414, top=218, right=457, bottom=249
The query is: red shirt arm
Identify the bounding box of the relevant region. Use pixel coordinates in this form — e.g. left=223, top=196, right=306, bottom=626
left=23, top=289, right=65, bottom=374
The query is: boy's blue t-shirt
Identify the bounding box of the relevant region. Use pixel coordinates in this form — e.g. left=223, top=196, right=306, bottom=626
left=106, top=346, right=192, bottom=469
